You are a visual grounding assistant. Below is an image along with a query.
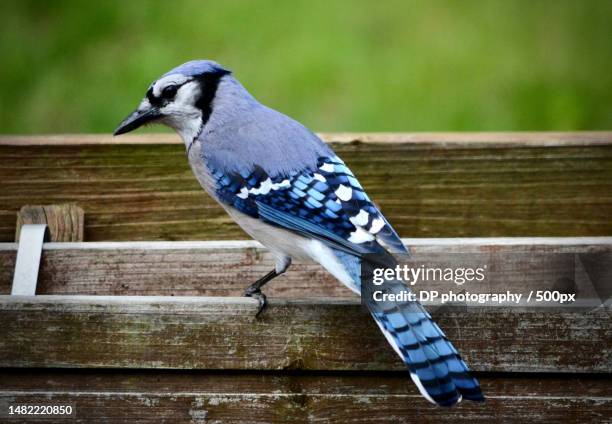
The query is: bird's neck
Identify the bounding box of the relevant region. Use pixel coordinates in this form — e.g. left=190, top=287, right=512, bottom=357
left=201, top=77, right=259, bottom=134
left=176, top=117, right=203, bottom=150
left=177, top=76, right=259, bottom=151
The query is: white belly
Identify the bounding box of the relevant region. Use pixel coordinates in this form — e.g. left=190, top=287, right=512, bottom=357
left=224, top=207, right=358, bottom=293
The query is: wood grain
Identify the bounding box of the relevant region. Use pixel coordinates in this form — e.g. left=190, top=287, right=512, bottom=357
left=2, top=132, right=611, bottom=146
left=1, top=134, right=611, bottom=242
left=0, top=370, right=610, bottom=423
left=15, top=203, right=84, bottom=242
left=0, top=295, right=609, bottom=373
left=0, top=238, right=610, bottom=299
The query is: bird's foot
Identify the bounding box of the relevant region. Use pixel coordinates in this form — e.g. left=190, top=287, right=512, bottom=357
left=244, top=285, right=267, bottom=318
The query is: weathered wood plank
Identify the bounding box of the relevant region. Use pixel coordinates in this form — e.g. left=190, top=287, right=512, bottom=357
left=2, top=132, right=612, bottom=146
left=15, top=203, right=84, bottom=242
left=0, top=371, right=610, bottom=423
left=1, top=134, right=611, bottom=242
left=0, top=238, right=609, bottom=298
left=0, top=295, right=609, bottom=372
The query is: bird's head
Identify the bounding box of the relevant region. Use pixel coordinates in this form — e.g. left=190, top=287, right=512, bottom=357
left=114, top=60, right=232, bottom=143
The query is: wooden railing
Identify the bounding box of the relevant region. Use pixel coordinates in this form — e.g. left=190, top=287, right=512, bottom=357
left=1, top=238, right=611, bottom=372
left=0, top=133, right=611, bottom=423
left=1, top=132, right=611, bottom=242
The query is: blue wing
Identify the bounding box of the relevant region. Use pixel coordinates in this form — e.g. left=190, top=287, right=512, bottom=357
left=210, top=155, right=408, bottom=257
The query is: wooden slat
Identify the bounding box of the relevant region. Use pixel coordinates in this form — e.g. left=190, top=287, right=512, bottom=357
left=15, top=203, right=84, bottom=242
left=2, top=132, right=612, bottom=146
left=1, top=133, right=611, bottom=242
left=0, top=238, right=610, bottom=298
left=0, top=370, right=610, bottom=423
left=0, top=295, right=609, bottom=372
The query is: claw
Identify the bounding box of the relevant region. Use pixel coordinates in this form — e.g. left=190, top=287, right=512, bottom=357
left=244, top=286, right=267, bottom=318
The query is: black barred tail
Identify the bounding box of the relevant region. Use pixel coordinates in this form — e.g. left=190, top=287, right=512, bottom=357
left=365, top=271, right=484, bottom=406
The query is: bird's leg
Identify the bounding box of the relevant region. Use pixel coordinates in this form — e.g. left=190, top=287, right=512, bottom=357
left=244, top=256, right=291, bottom=318
left=244, top=270, right=279, bottom=317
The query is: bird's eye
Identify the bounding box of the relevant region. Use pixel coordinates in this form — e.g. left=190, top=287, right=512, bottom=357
left=161, top=85, right=179, bottom=99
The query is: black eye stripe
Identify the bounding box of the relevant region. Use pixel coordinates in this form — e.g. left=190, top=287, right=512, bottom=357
left=146, top=82, right=183, bottom=107
left=145, top=69, right=229, bottom=113
left=161, top=84, right=179, bottom=99
left=146, top=87, right=162, bottom=107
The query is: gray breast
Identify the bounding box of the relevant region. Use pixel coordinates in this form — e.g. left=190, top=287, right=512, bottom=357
left=187, top=139, right=218, bottom=199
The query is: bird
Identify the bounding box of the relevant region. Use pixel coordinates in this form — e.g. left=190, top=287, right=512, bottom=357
left=114, top=60, right=484, bottom=406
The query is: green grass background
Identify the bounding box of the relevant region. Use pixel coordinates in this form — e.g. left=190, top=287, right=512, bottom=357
left=1, top=0, right=611, bottom=133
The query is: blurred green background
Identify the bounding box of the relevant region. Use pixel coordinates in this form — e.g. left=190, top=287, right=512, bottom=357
left=1, top=0, right=611, bottom=133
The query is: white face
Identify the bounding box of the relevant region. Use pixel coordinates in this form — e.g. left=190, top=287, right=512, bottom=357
left=145, top=74, right=204, bottom=146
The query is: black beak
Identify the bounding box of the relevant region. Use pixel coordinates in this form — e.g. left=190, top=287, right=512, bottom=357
left=113, top=106, right=161, bottom=136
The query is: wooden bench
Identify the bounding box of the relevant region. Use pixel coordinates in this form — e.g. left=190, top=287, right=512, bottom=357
left=0, top=133, right=611, bottom=422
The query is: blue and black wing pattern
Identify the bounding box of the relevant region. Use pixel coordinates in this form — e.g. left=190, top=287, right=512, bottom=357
left=210, top=155, right=408, bottom=256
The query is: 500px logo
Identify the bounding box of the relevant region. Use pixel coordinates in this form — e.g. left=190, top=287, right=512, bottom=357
left=372, top=264, right=487, bottom=286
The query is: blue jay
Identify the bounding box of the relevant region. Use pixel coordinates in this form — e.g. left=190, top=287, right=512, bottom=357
left=114, top=60, right=484, bottom=406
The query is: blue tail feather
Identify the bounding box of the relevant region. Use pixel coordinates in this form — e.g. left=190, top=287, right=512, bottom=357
left=375, top=302, right=484, bottom=405
left=333, top=250, right=484, bottom=406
